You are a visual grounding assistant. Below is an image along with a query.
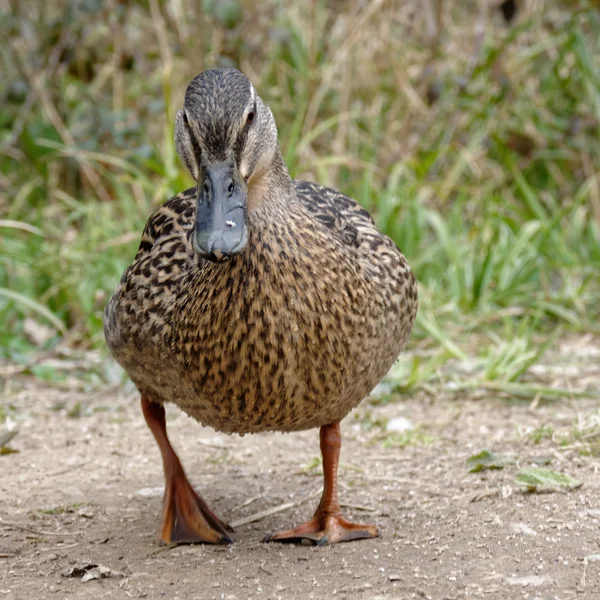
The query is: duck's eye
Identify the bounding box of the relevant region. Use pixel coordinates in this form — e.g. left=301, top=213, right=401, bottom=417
left=183, top=112, right=189, bottom=126
left=246, top=111, right=255, bottom=125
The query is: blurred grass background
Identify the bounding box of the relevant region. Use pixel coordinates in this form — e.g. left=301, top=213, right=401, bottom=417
left=0, top=0, right=599, bottom=400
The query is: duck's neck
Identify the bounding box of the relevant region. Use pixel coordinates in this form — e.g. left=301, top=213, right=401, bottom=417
left=247, top=148, right=294, bottom=218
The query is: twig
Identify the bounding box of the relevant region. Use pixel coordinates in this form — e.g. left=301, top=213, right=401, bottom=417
left=580, top=557, right=588, bottom=588
left=0, top=518, right=81, bottom=538
left=339, top=503, right=376, bottom=512
left=39, top=542, right=79, bottom=552
left=529, top=392, right=542, bottom=411
left=470, top=489, right=498, bottom=503
left=0, top=554, right=16, bottom=559
left=231, top=493, right=265, bottom=513
left=47, top=463, right=87, bottom=478
left=230, top=488, right=322, bottom=528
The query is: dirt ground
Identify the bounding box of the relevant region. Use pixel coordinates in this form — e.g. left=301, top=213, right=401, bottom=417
left=1, top=339, right=600, bottom=600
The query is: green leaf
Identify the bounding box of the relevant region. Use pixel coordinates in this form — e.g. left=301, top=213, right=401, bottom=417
left=467, top=450, right=511, bottom=472
left=514, top=467, right=582, bottom=492
left=0, top=446, right=18, bottom=456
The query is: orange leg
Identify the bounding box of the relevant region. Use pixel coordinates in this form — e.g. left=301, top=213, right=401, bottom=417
left=141, top=395, right=233, bottom=545
left=264, top=422, right=379, bottom=545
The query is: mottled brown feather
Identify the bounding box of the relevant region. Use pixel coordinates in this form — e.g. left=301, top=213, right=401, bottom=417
left=104, top=171, right=417, bottom=435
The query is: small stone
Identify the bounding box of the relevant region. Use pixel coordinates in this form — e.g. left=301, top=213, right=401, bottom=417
left=386, top=417, right=413, bottom=433
left=136, top=487, right=163, bottom=498
left=510, top=522, right=537, bottom=537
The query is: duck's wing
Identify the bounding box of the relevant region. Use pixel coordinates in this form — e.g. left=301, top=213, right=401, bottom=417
left=103, top=189, right=196, bottom=351
left=293, top=180, right=392, bottom=252
left=133, top=188, right=197, bottom=259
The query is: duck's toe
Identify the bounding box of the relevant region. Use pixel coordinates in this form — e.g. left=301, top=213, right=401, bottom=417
left=160, top=470, right=234, bottom=545
left=263, top=515, right=378, bottom=546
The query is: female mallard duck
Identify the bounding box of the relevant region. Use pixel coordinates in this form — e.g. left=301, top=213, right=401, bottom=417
left=104, top=68, right=417, bottom=546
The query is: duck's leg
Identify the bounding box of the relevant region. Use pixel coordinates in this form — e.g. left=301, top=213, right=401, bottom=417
left=264, top=422, right=379, bottom=545
left=141, top=395, right=234, bottom=545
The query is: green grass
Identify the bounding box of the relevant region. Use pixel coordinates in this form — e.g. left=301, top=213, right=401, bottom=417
left=1, top=1, right=599, bottom=399
left=40, top=503, right=84, bottom=515
left=528, top=424, right=554, bottom=444
left=382, top=430, right=435, bottom=449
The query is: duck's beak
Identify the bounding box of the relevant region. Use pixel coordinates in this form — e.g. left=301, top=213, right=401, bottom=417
left=193, top=162, right=249, bottom=262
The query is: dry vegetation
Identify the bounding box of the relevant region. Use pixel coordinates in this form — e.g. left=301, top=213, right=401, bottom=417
left=1, top=0, right=599, bottom=427
left=2, top=3, right=600, bottom=598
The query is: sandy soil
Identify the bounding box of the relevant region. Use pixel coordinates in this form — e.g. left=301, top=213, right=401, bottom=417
left=1, top=343, right=600, bottom=600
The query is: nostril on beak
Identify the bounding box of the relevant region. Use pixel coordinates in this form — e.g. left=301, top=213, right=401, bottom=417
left=226, top=178, right=235, bottom=197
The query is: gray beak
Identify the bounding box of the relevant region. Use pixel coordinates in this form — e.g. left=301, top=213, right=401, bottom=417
left=193, top=162, right=249, bottom=262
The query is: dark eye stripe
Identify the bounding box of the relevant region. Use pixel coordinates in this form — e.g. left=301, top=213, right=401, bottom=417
left=188, top=126, right=202, bottom=163
left=234, top=125, right=249, bottom=164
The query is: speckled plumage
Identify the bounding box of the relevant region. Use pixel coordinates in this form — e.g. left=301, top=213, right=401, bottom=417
left=104, top=70, right=417, bottom=436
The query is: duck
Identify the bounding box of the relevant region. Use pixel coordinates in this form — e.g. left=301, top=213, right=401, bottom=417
left=103, top=68, right=418, bottom=546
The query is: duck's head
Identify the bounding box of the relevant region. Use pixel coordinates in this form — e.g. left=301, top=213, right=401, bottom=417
left=175, top=68, right=279, bottom=262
